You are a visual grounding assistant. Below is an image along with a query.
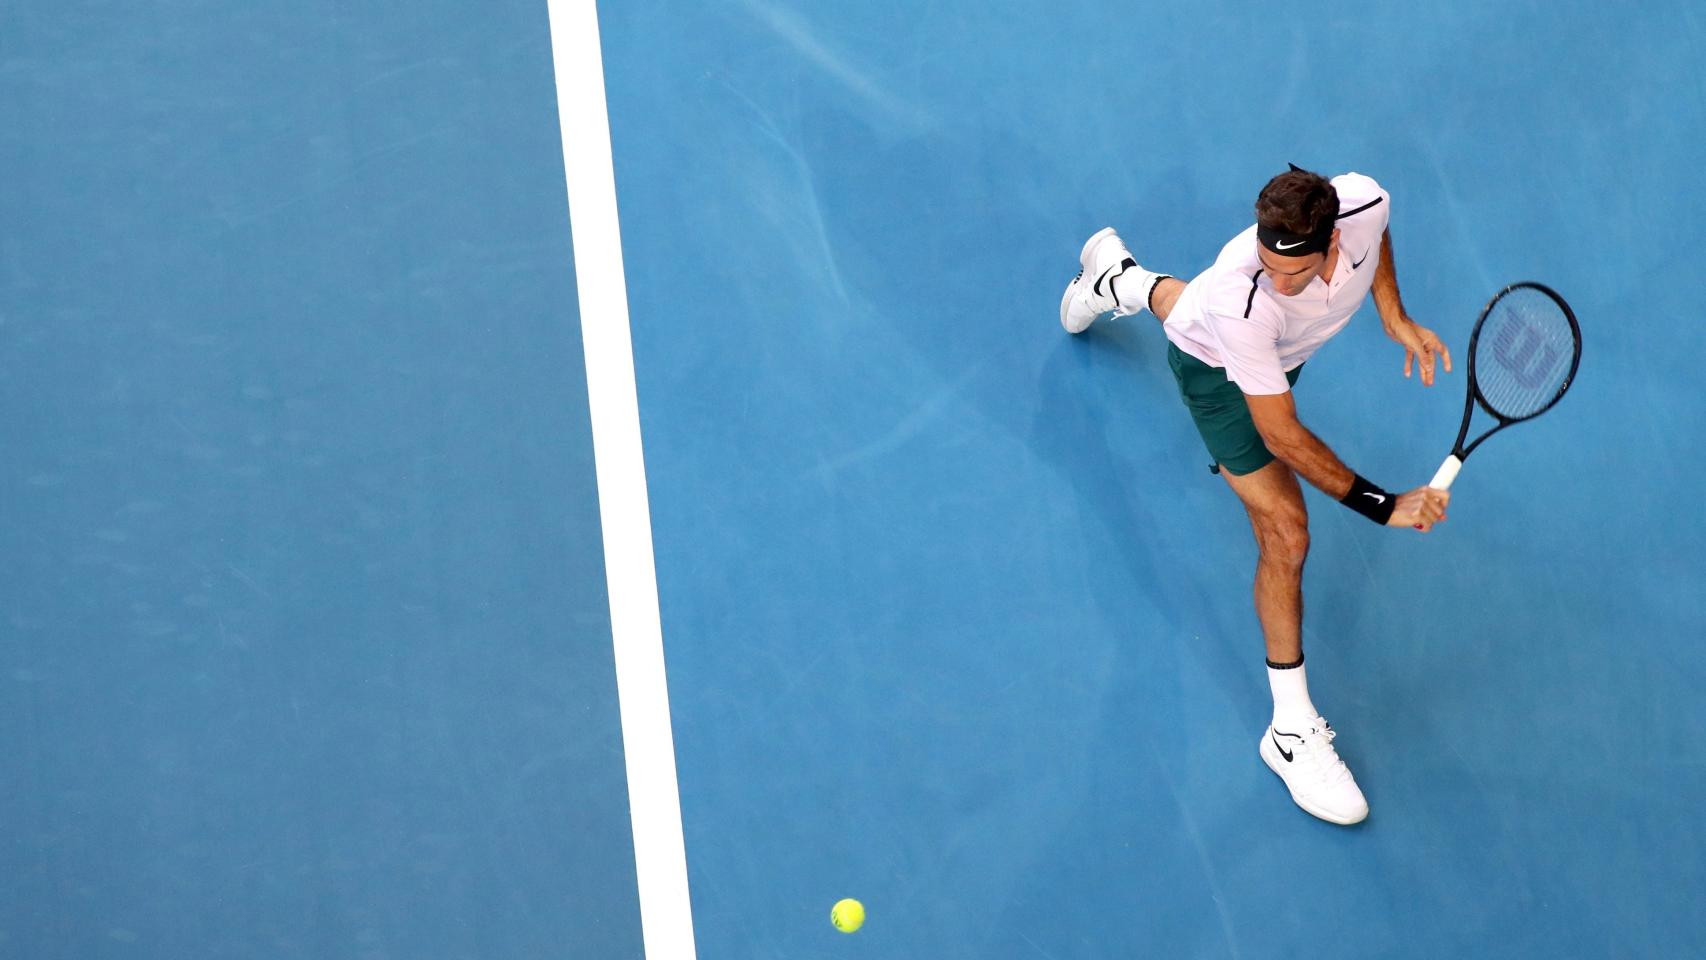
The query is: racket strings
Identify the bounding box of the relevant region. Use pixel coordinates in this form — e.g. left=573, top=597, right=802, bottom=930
left=1473, top=289, right=1575, bottom=419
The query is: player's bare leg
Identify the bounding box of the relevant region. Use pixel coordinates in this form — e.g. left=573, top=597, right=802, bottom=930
left=1220, top=457, right=1367, bottom=825
left=1218, top=458, right=1308, bottom=665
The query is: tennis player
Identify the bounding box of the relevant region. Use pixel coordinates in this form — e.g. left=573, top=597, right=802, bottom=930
left=1059, top=166, right=1451, bottom=825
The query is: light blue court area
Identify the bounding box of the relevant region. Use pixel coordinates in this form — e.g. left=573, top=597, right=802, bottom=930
left=602, top=1, right=1705, bottom=958
left=4, top=1, right=1705, bottom=959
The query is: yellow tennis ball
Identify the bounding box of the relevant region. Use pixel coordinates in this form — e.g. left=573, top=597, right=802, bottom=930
left=830, top=898, right=865, bottom=933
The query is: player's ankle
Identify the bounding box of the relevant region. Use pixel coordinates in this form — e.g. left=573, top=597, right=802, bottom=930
left=1266, top=654, right=1318, bottom=730
left=1111, top=267, right=1162, bottom=315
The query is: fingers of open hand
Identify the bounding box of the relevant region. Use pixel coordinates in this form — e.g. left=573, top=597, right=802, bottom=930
left=1405, top=328, right=1452, bottom=385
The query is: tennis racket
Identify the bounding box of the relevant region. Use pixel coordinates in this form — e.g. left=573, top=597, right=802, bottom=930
left=1429, top=282, right=1581, bottom=490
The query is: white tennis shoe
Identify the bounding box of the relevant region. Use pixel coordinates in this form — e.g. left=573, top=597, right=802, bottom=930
left=1259, top=717, right=1369, bottom=825
left=1059, top=227, right=1141, bottom=333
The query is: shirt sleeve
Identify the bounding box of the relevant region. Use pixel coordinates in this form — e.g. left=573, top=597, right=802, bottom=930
left=1333, top=172, right=1391, bottom=235
left=1207, top=305, right=1291, bottom=395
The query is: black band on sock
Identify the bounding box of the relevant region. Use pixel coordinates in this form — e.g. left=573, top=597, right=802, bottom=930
left=1146, top=274, right=1173, bottom=314
left=1266, top=655, right=1305, bottom=670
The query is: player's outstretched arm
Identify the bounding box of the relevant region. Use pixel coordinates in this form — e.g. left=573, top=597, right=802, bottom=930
left=1245, top=391, right=1448, bottom=531
left=1245, top=391, right=1354, bottom=495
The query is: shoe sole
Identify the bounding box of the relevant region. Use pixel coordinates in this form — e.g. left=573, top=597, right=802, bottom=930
left=1259, top=731, right=1369, bottom=826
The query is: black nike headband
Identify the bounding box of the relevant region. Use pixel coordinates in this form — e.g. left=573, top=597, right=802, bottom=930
left=1256, top=218, right=1335, bottom=258
left=1256, top=163, right=1338, bottom=258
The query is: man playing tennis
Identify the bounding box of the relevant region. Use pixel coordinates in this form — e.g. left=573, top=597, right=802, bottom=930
left=1059, top=165, right=1451, bottom=825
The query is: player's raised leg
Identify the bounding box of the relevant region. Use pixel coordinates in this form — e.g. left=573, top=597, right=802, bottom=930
left=1059, top=228, right=1173, bottom=333
left=1220, top=458, right=1369, bottom=825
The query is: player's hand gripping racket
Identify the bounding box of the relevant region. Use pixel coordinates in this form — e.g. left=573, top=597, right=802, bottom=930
left=1429, top=282, right=1581, bottom=491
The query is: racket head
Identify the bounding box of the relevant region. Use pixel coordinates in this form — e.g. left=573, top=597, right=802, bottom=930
left=1466, top=281, right=1582, bottom=427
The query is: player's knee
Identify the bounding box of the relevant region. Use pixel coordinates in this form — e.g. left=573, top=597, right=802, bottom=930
left=1256, top=514, right=1310, bottom=568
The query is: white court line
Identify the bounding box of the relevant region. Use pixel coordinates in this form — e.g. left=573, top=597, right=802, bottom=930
left=544, top=3, right=698, bottom=958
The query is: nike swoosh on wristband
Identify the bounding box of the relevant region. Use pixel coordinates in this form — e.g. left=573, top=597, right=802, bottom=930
left=1362, top=492, right=1386, bottom=504
left=1275, top=239, right=1308, bottom=251
left=1271, top=731, right=1294, bottom=762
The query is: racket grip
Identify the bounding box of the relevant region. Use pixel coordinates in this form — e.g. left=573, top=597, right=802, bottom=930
left=1429, top=455, right=1462, bottom=491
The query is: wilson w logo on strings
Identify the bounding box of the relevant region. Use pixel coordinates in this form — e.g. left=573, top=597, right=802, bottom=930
left=1491, top=320, right=1562, bottom=389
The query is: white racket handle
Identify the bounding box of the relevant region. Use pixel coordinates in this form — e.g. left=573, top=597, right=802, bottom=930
left=1429, top=455, right=1462, bottom=491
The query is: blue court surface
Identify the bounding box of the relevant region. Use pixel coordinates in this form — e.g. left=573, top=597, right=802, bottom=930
left=3, top=2, right=1704, bottom=958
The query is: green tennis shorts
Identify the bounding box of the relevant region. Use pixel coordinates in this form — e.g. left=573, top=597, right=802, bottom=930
left=1166, top=342, right=1304, bottom=477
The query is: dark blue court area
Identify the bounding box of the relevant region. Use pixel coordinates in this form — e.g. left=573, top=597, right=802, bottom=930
left=4, top=1, right=1704, bottom=958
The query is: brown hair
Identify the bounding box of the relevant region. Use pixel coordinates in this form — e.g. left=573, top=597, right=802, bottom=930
left=1255, top=169, right=1339, bottom=237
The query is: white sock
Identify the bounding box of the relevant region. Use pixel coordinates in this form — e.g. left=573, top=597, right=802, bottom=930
left=1267, top=657, right=1319, bottom=731
left=1110, top=266, right=1164, bottom=317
